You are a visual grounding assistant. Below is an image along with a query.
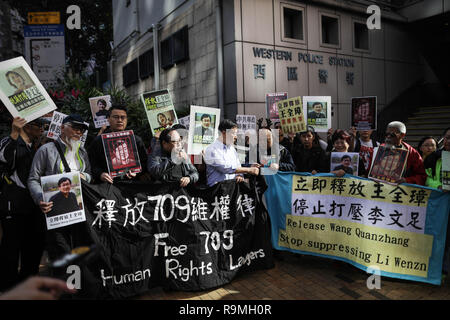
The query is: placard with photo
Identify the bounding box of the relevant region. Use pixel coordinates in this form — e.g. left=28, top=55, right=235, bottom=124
left=276, top=96, right=306, bottom=135
left=303, top=96, right=331, bottom=133
left=0, top=56, right=56, bottom=122
left=101, top=130, right=142, bottom=178
left=141, top=89, right=178, bottom=135
left=89, top=95, right=112, bottom=128
left=187, top=106, right=220, bottom=155
left=266, top=92, right=288, bottom=121
left=368, top=146, right=408, bottom=184
left=40, top=171, right=85, bottom=230
left=351, top=96, right=377, bottom=130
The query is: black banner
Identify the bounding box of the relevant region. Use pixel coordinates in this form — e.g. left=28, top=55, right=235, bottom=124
left=75, top=179, right=274, bottom=299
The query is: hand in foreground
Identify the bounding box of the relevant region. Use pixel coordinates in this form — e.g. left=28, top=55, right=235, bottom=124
left=236, top=175, right=244, bottom=183
left=125, top=171, right=136, bottom=179
left=180, top=177, right=190, bottom=187
left=0, top=276, right=76, bottom=300
left=39, top=201, right=53, bottom=214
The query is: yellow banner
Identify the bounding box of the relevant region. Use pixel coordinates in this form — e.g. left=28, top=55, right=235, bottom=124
left=28, top=12, right=61, bottom=24
left=278, top=215, right=433, bottom=277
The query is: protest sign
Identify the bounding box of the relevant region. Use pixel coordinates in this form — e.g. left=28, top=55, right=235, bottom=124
left=265, top=173, right=450, bottom=285
left=331, top=152, right=360, bottom=176
left=266, top=92, right=287, bottom=121
left=46, top=111, right=88, bottom=147
left=276, top=96, right=306, bottom=135
left=187, top=106, right=220, bottom=155
left=40, top=171, right=85, bottom=230
left=443, top=151, right=450, bottom=191
left=369, top=146, right=408, bottom=184
left=74, top=179, right=273, bottom=299
left=101, top=130, right=142, bottom=178
left=303, top=96, right=331, bottom=133
left=141, top=89, right=178, bottom=135
left=0, top=56, right=56, bottom=122
left=89, top=95, right=111, bottom=128
left=178, top=115, right=190, bottom=131
left=351, top=96, right=377, bottom=130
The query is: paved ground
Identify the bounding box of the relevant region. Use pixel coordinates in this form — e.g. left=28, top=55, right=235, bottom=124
left=138, top=250, right=450, bottom=300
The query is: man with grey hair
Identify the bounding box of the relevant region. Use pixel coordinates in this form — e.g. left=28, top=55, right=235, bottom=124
left=381, top=121, right=426, bottom=185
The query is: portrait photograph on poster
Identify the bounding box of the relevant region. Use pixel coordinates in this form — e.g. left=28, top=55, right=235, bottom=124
left=330, top=152, right=360, bottom=176
left=368, top=146, right=409, bottom=184
left=303, top=96, right=331, bottom=133
left=101, top=130, right=142, bottom=178
left=141, top=89, right=178, bottom=134
left=0, top=56, right=56, bottom=122
left=266, top=92, right=288, bottom=121
left=276, top=96, right=306, bottom=135
left=40, top=171, right=85, bottom=230
left=89, top=95, right=112, bottom=128
left=188, top=106, right=220, bottom=155
left=351, top=96, right=377, bottom=130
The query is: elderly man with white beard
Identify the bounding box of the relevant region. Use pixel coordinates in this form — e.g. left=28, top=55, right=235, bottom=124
left=28, top=114, right=92, bottom=260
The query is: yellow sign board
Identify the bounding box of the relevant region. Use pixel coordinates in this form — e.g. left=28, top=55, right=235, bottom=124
left=28, top=12, right=60, bottom=25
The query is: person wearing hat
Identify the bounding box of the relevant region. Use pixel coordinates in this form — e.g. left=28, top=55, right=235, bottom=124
left=0, top=116, right=47, bottom=291
left=27, top=114, right=92, bottom=261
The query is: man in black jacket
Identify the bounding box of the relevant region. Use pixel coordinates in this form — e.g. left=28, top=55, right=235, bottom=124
left=87, top=104, right=148, bottom=184
left=148, top=128, right=198, bottom=186
left=0, top=116, right=47, bottom=291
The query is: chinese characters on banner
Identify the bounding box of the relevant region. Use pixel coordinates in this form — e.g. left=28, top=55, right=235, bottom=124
left=101, top=130, right=142, bottom=178
left=276, top=96, right=306, bottom=135
left=141, top=89, right=178, bottom=135
left=264, top=172, right=450, bottom=285
left=0, top=56, right=56, bottom=122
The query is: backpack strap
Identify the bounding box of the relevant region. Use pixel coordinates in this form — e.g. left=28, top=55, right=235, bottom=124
left=53, top=140, right=71, bottom=173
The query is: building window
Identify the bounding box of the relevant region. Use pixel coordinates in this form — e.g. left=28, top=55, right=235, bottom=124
left=122, top=58, right=138, bottom=87
left=126, top=0, right=131, bottom=8
left=353, top=21, right=369, bottom=51
left=139, top=49, right=154, bottom=80
left=281, top=3, right=306, bottom=44
left=320, top=13, right=340, bottom=48
left=161, top=25, right=189, bottom=70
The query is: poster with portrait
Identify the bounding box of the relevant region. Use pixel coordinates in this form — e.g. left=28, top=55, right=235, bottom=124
left=276, top=96, right=306, bottom=135
left=46, top=111, right=89, bottom=147
left=141, top=89, right=178, bottom=135
left=0, top=56, right=56, bottom=122
left=351, top=96, right=377, bottom=130
left=101, top=130, right=142, bottom=178
left=330, top=152, right=360, bottom=176
left=368, top=146, right=408, bottom=184
left=266, top=92, right=288, bottom=121
left=442, top=151, right=450, bottom=191
left=187, top=106, right=220, bottom=155
left=303, top=96, right=331, bottom=133
left=89, top=95, right=112, bottom=128
left=40, top=171, right=85, bottom=230
left=178, top=115, right=190, bottom=131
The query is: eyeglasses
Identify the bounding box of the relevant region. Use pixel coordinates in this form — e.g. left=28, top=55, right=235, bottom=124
left=111, top=115, right=127, bottom=121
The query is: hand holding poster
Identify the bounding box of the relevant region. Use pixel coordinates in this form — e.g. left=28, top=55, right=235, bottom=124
left=141, top=89, right=178, bottom=134
left=101, top=130, right=142, bottom=178
left=266, top=92, right=287, bottom=120
left=265, top=172, right=450, bottom=285
left=89, top=95, right=111, bottom=128
left=276, top=96, right=306, bottom=135
left=369, top=146, right=408, bottom=184
left=40, top=171, right=86, bottom=230
left=0, top=56, right=56, bottom=122
left=303, top=96, right=331, bottom=132
left=330, top=152, right=360, bottom=176
left=351, top=96, right=377, bottom=130
left=188, top=106, right=220, bottom=155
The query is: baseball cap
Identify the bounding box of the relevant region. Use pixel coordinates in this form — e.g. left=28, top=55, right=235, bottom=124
left=62, top=114, right=89, bottom=130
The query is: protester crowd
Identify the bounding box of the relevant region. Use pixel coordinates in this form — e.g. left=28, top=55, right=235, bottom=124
left=0, top=102, right=449, bottom=297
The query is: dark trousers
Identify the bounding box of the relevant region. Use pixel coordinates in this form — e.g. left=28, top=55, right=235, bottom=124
left=45, top=221, right=91, bottom=261
left=0, top=211, right=46, bottom=291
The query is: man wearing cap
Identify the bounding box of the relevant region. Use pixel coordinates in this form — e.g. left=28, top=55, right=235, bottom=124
left=0, top=116, right=47, bottom=291
left=27, top=114, right=92, bottom=260
left=87, top=104, right=148, bottom=184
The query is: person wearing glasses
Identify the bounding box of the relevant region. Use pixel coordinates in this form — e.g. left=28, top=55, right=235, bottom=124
left=27, top=114, right=92, bottom=261
left=147, top=128, right=198, bottom=186
left=0, top=116, right=47, bottom=291
left=381, top=121, right=426, bottom=185
left=87, top=104, right=148, bottom=183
